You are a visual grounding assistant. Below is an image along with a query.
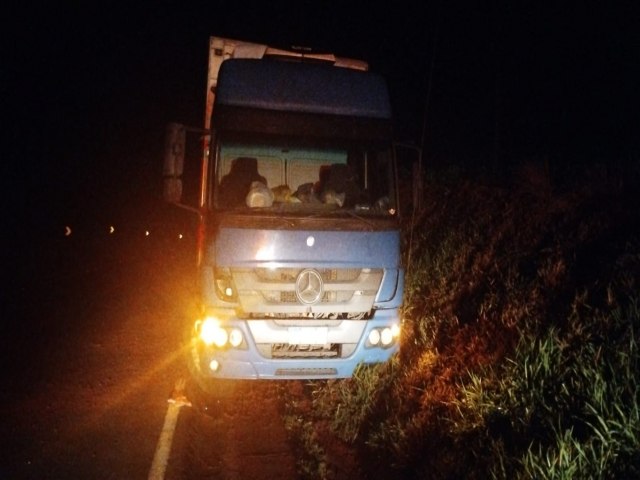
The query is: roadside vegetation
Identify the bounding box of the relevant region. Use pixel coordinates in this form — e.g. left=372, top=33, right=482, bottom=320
left=281, top=160, right=640, bottom=479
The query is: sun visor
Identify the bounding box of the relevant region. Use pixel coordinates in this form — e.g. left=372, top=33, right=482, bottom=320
left=214, top=59, right=392, bottom=120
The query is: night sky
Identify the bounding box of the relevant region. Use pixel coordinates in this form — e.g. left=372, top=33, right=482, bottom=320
left=4, top=2, right=639, bottom=241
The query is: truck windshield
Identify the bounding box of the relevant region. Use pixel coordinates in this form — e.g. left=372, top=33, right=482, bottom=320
left=212, top=136, right=397, bottom=217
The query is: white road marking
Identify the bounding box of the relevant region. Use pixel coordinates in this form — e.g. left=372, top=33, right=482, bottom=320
left=148, top=379, right=191, bottom=480
left=147, top=402, right=181, bottom=480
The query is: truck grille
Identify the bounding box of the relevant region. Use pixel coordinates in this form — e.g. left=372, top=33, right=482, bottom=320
left=231, top=267, right=383, bottom=317
left=255, top=267, right=362, bottom=283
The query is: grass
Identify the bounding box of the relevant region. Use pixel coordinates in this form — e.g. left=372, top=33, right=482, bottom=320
left=281, top=163, right=640, bottom=479
left=454, top=296, right=640, bottom=479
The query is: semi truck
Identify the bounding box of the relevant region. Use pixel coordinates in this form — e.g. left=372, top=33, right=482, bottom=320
left=163, top=36, right=414, bottom=380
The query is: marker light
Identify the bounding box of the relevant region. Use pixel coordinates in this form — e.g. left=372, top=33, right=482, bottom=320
left=391, top=323, right=400, bottom=338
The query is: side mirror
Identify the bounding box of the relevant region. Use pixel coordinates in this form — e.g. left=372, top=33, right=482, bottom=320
left=163, top=123, right=186, bottom=203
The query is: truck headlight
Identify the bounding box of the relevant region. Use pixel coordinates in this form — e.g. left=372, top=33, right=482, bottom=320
left=380, top=327, right=394, bottom=346
left=197, top=318, right=245, bottom=349
left=366, top=324, right=400, bottom=348
left=368, top=329, right=381, bottom=346
left=199, top=317, right=228, bottom=347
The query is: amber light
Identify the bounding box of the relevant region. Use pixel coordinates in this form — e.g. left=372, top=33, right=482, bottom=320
left=197, top=317, right=244, bottom=348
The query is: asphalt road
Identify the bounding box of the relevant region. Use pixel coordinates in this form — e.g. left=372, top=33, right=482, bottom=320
left=0, top=224, right=297, bottom=479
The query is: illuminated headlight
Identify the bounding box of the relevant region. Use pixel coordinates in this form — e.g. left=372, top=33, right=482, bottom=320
left=380, top=327, right=394, bottom=346
left=199, top=317, right=228, bottom=347
left=197, top=318, right=245, bottom=349
left=367, top=324, right=400, bottom=348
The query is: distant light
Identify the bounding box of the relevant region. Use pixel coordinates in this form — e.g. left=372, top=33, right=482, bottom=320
left=64, top=226, right=72, bottom=237
left=145, top=230, right=150, bottom=236
left=178, top=233, right=183, bottom=239
left=109, top=225, right=115, bottom=234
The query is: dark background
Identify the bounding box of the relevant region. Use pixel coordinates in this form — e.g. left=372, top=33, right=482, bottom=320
left=3, top=1, right=639, bottom=247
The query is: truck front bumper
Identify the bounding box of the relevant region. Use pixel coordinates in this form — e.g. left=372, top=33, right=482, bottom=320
left=189, top=314, right=400, bottom=380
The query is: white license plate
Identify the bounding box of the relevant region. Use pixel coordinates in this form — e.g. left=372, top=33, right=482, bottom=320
left=288, top=327, right=328, bottom=345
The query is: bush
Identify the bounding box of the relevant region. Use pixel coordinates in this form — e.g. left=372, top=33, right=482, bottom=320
left=282, top=171, right=640, bottom=479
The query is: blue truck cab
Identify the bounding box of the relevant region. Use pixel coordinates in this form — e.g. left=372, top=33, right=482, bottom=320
left=164, top=37, right=404, bottom=379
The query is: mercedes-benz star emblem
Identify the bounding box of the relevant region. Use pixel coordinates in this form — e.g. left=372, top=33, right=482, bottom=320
left=295, top=269, right=323, bottom=304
